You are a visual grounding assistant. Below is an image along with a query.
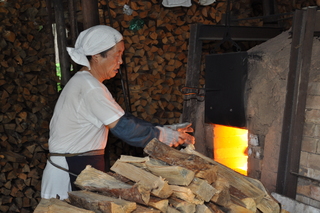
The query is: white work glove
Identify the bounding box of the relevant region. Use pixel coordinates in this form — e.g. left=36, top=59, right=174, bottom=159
left=156, top=123, right=195, bottom=147
left=164, top=122, right=194, bottom=132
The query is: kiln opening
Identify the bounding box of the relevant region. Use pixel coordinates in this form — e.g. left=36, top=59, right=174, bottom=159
left=213, top=124, right=248, bottom=176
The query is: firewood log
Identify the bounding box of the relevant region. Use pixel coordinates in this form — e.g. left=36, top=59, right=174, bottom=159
left=187, top=177, right=216, bottom=202
left=75, top=165, right=150, bottom=205
left=33, top=198, right=94, bottom=213
left=241, top=198, right=257, bottom=212
left=146, top=159, right=195, bottom=186
left=170, top=185, right=203, bottom=205
left=110, top=161, right=172, bottom=199
left=132, top=204, right=161, bottom=213
left=68, top=190, right=137, bottom=213
left=181, top=145, right=281, bottom=213
left=166, top=206, right=180, bottom=213
left=0, top=151, right=26, bottom=163
left=143, top=138, right=218, bottom=184
left=196, top=204, right=215, bottom=213
left=210, top=177, right=231, bottom=206
left=225, top=203, right=255, bottom=213
left=147, top=197, right=168, bottom=213
left=169, top=197, right=196, bottom=213
left=118, top=155, right=195, bottom=186
left=207, top=202, right=226, bottom=213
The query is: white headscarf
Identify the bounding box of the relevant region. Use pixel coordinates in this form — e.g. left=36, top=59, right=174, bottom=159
left=66, top=25, right=123, bottom=70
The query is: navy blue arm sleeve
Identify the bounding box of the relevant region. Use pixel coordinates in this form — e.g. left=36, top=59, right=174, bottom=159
left=110, top=112, right=161, bottom=148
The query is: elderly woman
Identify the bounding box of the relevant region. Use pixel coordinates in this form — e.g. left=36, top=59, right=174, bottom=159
left=41, top=25, right=195, bottom=199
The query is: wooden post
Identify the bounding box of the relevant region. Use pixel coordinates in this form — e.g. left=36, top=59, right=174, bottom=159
left=181, top=23, right=214, bottom=158
left=68, top=0, right=80, bottom=72
left=68, top=0, right=78, bottom=46
left=181, top=23, right=202, bottom=124
left=81, top=0, right=100, bottom=29
left=276, top=6, right=317, bottom=199
left=53, top=0, right=71, bottom=86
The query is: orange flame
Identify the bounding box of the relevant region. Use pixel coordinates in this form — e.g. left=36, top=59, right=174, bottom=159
left=213, top=124, right=248, bottom=176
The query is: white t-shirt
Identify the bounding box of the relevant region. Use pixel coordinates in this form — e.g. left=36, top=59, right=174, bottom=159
left=41, top=71, right=124, bottom=199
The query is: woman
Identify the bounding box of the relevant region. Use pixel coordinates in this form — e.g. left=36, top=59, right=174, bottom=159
left=41, top=25, right=194, bottom=199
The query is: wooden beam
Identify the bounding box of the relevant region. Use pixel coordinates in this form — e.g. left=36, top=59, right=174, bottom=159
left=181, top=23, right=202, bottom=124
left=276, top=6, right=317, bottom=199
left=198, top=25, right=283, bottom=41
left=181, top=25, right=214, bottom=156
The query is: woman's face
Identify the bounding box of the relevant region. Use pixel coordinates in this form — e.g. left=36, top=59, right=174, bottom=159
left=92, top=41, right=124, bottom=82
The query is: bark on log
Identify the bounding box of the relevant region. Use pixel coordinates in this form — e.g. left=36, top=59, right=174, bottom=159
left=110, top=160, right=172, bottom=199
left=132, top=204, right=161, bottom=213
left=147, top=197, right=168, bottom=213
left=68, top=190, right=137, bottom=213
left=181, top=145, right=281, bottom=213
left=143, top=139, right=218, bottom=179
left=118, top=155, right=195, bottom=186
left=169, top=197, right=196, bottom=213
left=33, top=198, right=94, bottom=213
left=210, top=177, right=231, bottom=206
left=170, top=185, right=203, bottom=204
left=75, top=165, right=150, bottom=205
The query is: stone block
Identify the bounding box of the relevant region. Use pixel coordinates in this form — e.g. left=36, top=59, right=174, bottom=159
left=301, top=136, right=318, bottom=153
left=310, top=185, right=320, bottom=201
left=309, top=153, right=320, bottom=170
left=306, top=96, right=320, bottom=110
left=300, top=151, right=309, bottom=168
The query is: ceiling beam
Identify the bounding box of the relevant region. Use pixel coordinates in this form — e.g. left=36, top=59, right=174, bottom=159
left=198, top=25, right=284, bottom=41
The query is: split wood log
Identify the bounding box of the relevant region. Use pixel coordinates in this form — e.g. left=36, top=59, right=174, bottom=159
left=226, top=203, right=255, bottom=213
left=75, top=165, right=150, bottom=205
left=147, top=197, right=168, bottom=213
left=196, top=204, right=215, bottom=213
left=187, top=177, right=216, bottom=202
left=166, top=206, right=180, bottom=213
left=241, top=198, right=257, bottom=212
left=170, top=185, right=203, bottom=204
left=207, top=202, right=226, bottom=213
left=143, top=138, right=218, bottom=184
left=33, top=198, right=94, bottom=213
left=110, top=160, right=172, bottom=199
left=118, top=155, right=195, bottom=186
left=181, top=145, right=281, bottom=213
left=169, top=197, right=196, bottom=213
left=132, top=204, right=161, bottom=213
left=0, top=151, right=26, bottom=163
left=210, top=177, right=231, bottom=206
left=68, top=190, right=137, bottom=213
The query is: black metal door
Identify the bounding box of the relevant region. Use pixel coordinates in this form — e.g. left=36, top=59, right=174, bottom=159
left=205, top=52, right=248, bottom=128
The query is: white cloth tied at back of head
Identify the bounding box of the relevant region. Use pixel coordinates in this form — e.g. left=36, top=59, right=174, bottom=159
left=67, top=25, right=123, bottom=70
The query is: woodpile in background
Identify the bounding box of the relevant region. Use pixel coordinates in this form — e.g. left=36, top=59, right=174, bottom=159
left=0, top=0, right=57, bottom=212
left=34, top=139, right=284, bottom=213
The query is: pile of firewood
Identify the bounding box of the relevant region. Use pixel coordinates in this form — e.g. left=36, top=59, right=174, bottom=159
left=34, top=139, right=286, bottom=213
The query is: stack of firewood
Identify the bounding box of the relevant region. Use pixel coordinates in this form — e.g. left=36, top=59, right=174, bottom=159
left=34, top=139, right=286, bottom=213
left=0, top=1, right=58, bottom=212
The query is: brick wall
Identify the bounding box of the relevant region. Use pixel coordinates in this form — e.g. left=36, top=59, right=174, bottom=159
left=297, top=37, right=320, bottom=208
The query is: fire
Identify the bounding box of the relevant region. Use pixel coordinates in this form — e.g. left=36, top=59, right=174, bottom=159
left=213, top=124, right=248, bottom=176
